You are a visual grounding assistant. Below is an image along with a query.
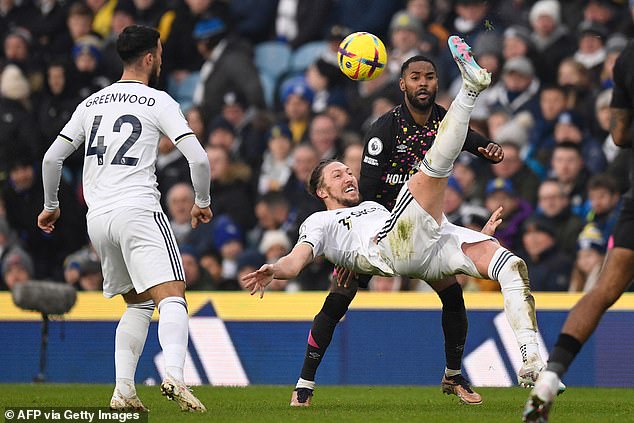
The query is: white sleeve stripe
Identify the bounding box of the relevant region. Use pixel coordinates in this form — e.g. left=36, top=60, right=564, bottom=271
left=174, top=132, right=196, bottom=144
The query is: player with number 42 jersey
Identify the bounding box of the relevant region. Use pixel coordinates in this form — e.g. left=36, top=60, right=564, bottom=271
left=57, top=81, right=204, bottom=219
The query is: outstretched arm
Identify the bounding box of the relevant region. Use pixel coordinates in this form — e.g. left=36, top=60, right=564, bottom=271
left=242, top=243, right=314, bottom=298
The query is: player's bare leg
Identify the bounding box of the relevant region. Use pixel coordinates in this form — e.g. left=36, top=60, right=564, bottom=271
left=523, top=247, right=634, bottom=422
left=110, top=290, right=154, bottom=411
left=149, top=281, right=206, bottom=412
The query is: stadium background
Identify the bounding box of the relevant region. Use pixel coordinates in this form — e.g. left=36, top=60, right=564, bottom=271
left=1, top=0, right=634, bottom=388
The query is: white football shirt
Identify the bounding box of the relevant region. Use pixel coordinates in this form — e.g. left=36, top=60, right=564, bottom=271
left=59, top=80, right=195, bottom=218
left=298, top=201, right=396, bottom=276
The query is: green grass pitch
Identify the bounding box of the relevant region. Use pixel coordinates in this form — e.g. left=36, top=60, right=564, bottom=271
left=2, top=384, right=634, bottom=422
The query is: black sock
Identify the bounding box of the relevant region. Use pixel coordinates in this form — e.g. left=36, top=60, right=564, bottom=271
left=438, top=283, right=467, bottom=372
left=545, top=333, right=583, bottom=378
left=300, top=293, right=352, bottom=381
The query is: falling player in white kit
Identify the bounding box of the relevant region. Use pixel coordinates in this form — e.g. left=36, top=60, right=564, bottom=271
left=38, top=25, right=210, bottom=412
left=244, top=36, right=565, bottom=400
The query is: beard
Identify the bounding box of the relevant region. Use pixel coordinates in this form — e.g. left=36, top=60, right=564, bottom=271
left=148, top=62, right=160, bottom=88
left=326, top=188, right=360, bottom=207
left=406, top=88, right=436, bottom=112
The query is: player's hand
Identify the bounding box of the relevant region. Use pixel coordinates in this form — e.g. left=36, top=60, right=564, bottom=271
left=481, top=206, right=503, bottom=236
left=191, top=205, right=212, bottom=228
left=37, top=208, right=61, bottom=233
left=334, top=265, right=356, bottom=288
left=242, top=264, right=275, bottom=299
left=478, top=143, right=504, bottom=163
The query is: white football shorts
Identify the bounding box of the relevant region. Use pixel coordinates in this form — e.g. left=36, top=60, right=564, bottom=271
left=87, top=207, right=185, bottom=298
left=377, top=185, right=496, bottom=282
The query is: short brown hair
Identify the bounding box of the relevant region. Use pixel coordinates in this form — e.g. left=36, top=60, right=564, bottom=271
left=307, top=159, right=339, bottom=199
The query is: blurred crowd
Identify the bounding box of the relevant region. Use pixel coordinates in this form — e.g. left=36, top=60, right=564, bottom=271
left=0, top=0, right=632, bottom=294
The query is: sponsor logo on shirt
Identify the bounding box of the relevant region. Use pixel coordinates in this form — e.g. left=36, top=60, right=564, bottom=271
left=396, top=144, right=408, bottom=153
left=385, top=173, right=412, bottom=185
left=363, top=156, right=379, bottom=166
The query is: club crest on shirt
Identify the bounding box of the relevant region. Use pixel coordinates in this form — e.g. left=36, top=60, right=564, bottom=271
left=367, top=137, right=383, bottom=156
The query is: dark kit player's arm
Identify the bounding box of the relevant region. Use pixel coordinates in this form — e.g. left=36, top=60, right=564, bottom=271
left=359, top=114, right=395, bottom=201
left=609, top=46, right=633, bottom=148
left=463, top=128, right=504, bottom=163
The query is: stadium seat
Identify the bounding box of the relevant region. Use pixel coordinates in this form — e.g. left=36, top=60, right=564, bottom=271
left=254, top=41, right=292, bottom=80
left=289, top=41, right=328, bottom=73
left=259, top=73, right=277, bottom=108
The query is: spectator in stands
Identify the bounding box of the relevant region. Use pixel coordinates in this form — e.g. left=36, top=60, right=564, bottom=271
left=220, top=91, right=268, bottom=170
left=206, top=116, right=237, bottom=154
left=128, top=0, right=170, bottom=30
left=404, top=0, right=449, bottom=51
left=384, top=11, right=424, bottom=83
left=2, top=154, right=85, bottom=280
left=483, top=56, right=540, bottom=121
left=519, top=216, right=573, bottom=291
left=526, top=84, right=568, bottom=178
left=247, top=191, right=295, bottom=248
left=490, top=141, right=541, bottom=205
left=334, top=0, right=399, bottom=41
left=549, top=142, right=590, bottom=217
left=0, top=0, right=36, bottom=44
left=258, top=229, right=293, bottom=291
left=0, top=65, right=41, bottom=184
left=275, top=0, right=332, bottom=49
left=280, top=77, right=313, bottom=144
left=369, top=275, right=403, bottom=292
left=199, top=249, right=241, bottom=290
left=557, top=57, right=595, bottom=122
left=1, top=247, right=34, bottom=291
left=452, top=153, right=486, bottom=206
left=503, top=25, right=535, bottom=63
left=162, top=0, right=228, bottom=99
left=156, top=135, right=190, bottom=210
left=552, top=110, right=606, bottom=174
left=2, top=28, right=45, bottom=94
left=600, top=34, right=628, bottom=89
left=29, top=0, right=68, bottom=60
left=574, top=21, right=608, bottom=83
left=308, top=113, right=342, bottom=160
left=444, top=0, right=493, bottom=47
left=529, top=0, right=576, bottom=85
left=185, top=106, right=206, bottom=142
left=535, top=179, right=585, bottom=256
left=443, top=176, right=488, bottom=227
left=180, top=245, right=216, bottom=291
left=50, top=2, right=95, bottom=62
left=0, top=218, right=18, bottom=290
left=100, top=2, right=136, bottom=82
left=283, top=144, right=323, bottom=225
left=192, top=17, right=265, bottom=122
left=229, top=0, right=277, bottom=45
left=166, top=183, right=196, bottom=245
left=213, top=215, right=244, bottom=282
left=305, top=58, right=346, bottom=114
left=342, top=141, right=364, bottom=181
left=72, top=35, right=111, bottom=99
left=258, top=124, right=293, bottom=195
left=206, top=145, right=255, bottom=231
left=63, top=243, right=102, bottom=291
left=568, top=223, right=607, bottom=292
left=484, top=177, right=533, bottom=250
left=585, top=173, right=621, bottom=241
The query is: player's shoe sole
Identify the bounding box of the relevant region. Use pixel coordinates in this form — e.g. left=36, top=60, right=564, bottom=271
left=109, top=389, right=148, bottom=412
left=290, top=388, right=313, bottom=407
left=441, top=374, right=483, bottom=405
left=160, top=377, right=207, bottom=412
left=448, top=35, right=491, bottom=92
left=522, top=393, right=552, bottom=423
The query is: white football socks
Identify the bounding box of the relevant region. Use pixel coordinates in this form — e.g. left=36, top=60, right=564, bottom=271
left=158, top=296, right=189, bottom=383
left=115, top=300, right=154, bottom=397
left=488, top=248, right=541, bottom=364
left=296, top=378, right=316, bottom=390
left=420, top=88, right=474, bottom=178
